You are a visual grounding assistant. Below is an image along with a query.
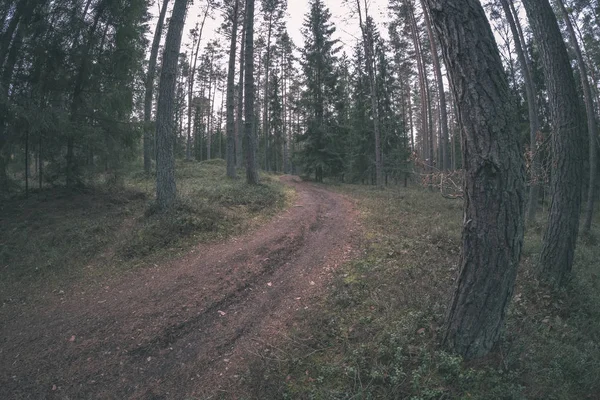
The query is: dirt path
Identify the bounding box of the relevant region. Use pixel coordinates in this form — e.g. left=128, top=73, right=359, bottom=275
left=0, top=177, right=360, bottom=399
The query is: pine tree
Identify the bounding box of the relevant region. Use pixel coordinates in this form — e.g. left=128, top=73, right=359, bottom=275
left=423, top=0, right=526, bottom=359
left=156, top=0, right=189, bottom=209
left=298, top=0, right=340, bottom=182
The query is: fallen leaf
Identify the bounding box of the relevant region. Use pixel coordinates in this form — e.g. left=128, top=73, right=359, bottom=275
left=417, top=328, right=426, bottom=335
left=69, top=335, right=76, bottom=342
left=52, top=385, right=57, bottom=391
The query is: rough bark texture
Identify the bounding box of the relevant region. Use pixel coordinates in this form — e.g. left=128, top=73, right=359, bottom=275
left=423, top=0, right=525, bottom=359
left=500, top=0, right=542, bottom=223
left=555, top=0, right=598, bottom=234
left=156, top=0, right=188, bottom=209
left=521, top=0, right=586, bottom=286
left=143, top=0, right=169, bottom=175
left=225, top=0, right=240, bottom=178
left=244, top=0, right=259, bottom=184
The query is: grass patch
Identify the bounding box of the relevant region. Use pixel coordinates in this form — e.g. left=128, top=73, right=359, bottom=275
left=0, top=160, right=289, bottom=299
left=244, top=184, right=600, bottom=399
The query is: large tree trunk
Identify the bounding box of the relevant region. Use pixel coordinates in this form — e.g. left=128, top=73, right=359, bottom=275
left=143, top=0, right=169, bottom=174
left=156, top=0, right=188, bottom=209
left=521, top=0, right=586, bottom=286
left=499, top=0, right=542, bottom=223
left=420, top=0, right=449, bottom=171
left=423, top=0, right=525, bottom=359
left=555, top=0, right=598, bottom=234
left=226, top=0, right=240, bottom=178
left=244, top=0, right=258, bottom=184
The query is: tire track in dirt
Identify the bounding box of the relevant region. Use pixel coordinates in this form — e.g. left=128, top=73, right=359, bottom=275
left=0, top=176, right=360, bottom=399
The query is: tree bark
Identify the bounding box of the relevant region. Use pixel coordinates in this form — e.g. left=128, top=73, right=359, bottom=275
left=555, top=0, right=598, bottom=234
left=226, top=0, right=240, bottom=178
left=143, top=0, right=169, bottom=174
left=423, top=0, right=525, bottom=359
left=156, top=0, right=188, bottom=209
left=244, top=0, right=258, bottom=184
left=521, top=0, right=586, bottom=286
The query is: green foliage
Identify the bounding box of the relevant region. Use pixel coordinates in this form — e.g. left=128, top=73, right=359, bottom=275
left=245, top=185, right=600, bottom=399
left=0, top=0, right=150, bottom=192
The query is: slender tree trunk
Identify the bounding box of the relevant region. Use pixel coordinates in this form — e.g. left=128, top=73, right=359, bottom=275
left=521, top=0, right=586, bottom=286
left=0, top=21, right=22, bottom=190
left=356, top=0, right=382, bottom=186
left=218, top=78, right=225, bottom=158
left=236, top=8, right=246, bottom=169
left=67, top=0, right=105, bottom=187
left=226, top=0, right=240, bottom=177
left=263, top=14, right=274, bottom=172
left=555, top=0, right=598, bottom=234
left=144, top=0, right=169, bottom=174
left=186, top=2, right=211, bottom=162
left=423, top=0, right=525, bottom=360
left=500, top=0, right=542, bottom=223
left=208, top=69, right=217, bottom=159
left=244, top=0, right=258, bottom=184
left=156, top=0, right=188, bottom=209
left=420, top=0, right=449, bottom=171
left=407, top=2, right=429, bottom=170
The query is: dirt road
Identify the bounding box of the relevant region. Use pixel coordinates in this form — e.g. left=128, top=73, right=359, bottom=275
left=0, top=177, right=359, bottom=399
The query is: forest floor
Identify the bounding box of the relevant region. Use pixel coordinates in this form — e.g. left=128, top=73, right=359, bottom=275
left=0, top=172, right=361, bottom=399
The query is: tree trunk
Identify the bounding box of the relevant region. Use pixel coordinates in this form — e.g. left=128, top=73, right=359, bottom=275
left=521, top=0, right=586, bottom=286
left=156, top=0, right=188, bottom=209
left=244, top=0, right=258, bottom=184
left=420, top=0, right=449, bottom=171
left=67, top=0, right=105, bottom=188
left=555, top=0, right=598, bottom=234
left=357, top=0, right=383, bottom=186
left=262, top=13, right=274, bottom=172
left=407, top=2, right=429, bottom=170
left=235, top=8, right=246, bottom=169
left=499, top=0, right=542, bottom=223
left=144, top=0, right=169, bottom=174
left=423, top=0, right=526, bottom=360
left=186, top=2, right=211, bottom=162
left=225, top=0, right=240, bottom=178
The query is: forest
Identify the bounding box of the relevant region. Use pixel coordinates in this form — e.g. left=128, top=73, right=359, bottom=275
left=1, top=0, right=599, bottom=398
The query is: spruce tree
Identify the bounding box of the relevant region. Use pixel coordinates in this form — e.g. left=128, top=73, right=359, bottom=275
left=298, top=0, right=340, bottom=182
